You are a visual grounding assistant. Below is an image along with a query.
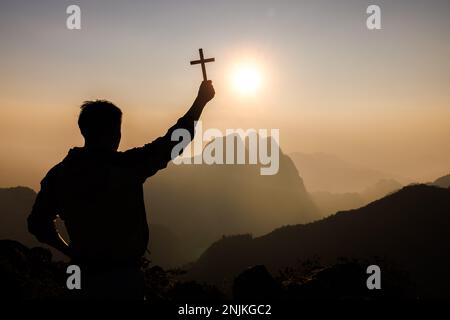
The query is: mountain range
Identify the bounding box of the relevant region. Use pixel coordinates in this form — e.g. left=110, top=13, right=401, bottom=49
left=186, top=184, right=450, bottom=298
left=145, top=138, right=319, bottom=265
left=0, top=187, right=38, bottom=248
left=289, top=152, right=406, bottom=193
left=0, top=187, right=188, bottom=267
left=1, top=141, right=320, bottom=267
left=311, top=178, right=403, bottom=217
left=1, top=159, right=448, bottom=283
left=433, top=173, right=450, bottom=188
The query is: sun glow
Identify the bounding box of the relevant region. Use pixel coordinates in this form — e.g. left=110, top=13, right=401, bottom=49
left=231, top=64, right=262, bottom=95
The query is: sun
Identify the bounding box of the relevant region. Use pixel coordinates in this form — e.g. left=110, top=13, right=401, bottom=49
left=232, top=64, right=262, bottom=95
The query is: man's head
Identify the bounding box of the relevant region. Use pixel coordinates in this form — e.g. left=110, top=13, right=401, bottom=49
left=78, top=100, right=122, bottom=151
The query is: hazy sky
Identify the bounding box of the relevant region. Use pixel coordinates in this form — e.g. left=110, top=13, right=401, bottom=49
left=1, top=0, right=449, bottom=189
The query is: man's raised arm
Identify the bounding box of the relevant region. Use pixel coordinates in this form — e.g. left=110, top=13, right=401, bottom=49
left=124, top=81, right=215, bottom=180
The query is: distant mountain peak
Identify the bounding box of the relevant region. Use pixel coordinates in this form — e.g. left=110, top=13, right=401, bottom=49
left=289, top=152, right=398, bottom=193
left=433, top=173, right=450, bottom=188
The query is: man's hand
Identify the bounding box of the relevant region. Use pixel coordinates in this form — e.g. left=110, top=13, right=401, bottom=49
left=197, top=80, right=215, bottom=104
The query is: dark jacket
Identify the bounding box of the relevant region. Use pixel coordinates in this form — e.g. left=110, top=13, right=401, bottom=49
left=28, top=115, right=195, bottom=264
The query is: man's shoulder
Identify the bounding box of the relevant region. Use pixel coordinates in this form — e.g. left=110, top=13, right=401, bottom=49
left=41, top=162, right=64, bottom=187
left=40, top=148, right=77, bottom=185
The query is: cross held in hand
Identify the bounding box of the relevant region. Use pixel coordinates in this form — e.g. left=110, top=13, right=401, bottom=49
left=190, top=48, right=215, bottom=81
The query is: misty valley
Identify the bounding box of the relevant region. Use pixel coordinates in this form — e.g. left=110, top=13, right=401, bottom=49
left=2, top=147, right=450, bottom=300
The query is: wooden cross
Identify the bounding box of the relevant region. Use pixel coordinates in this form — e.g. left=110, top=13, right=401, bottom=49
left=190, top=48, right=215, bottom=81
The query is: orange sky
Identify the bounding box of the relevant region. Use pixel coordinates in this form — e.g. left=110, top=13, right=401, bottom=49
left=1, top=0, right=449, bottom=189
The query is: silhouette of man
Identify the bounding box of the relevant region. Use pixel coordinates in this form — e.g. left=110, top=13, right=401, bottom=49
left=28, top=81, right=215, bottom=299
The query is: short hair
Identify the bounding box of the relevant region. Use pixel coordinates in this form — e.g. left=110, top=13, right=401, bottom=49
left=78, top=100, right=122, bottom=139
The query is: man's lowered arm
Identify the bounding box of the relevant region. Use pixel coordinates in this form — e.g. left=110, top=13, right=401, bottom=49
left=27, top=175, right=71, bottom=257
